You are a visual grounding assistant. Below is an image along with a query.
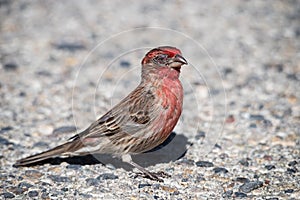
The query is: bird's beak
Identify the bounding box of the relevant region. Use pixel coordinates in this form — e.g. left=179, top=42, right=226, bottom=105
left=169, top=54, right=188, bottom=68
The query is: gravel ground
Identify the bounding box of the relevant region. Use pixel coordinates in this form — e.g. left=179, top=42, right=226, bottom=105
left=1, top=0, right=299, bottom=199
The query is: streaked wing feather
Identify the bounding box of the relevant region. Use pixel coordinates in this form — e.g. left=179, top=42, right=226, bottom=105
left=71, top=85, right=161, bottom=140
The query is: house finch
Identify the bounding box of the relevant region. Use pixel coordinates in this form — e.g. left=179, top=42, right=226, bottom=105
left=15, top=46, right=188, bottom=181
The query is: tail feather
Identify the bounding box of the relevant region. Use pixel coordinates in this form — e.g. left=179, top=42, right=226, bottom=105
left=14, top=139, right=83, bottom=166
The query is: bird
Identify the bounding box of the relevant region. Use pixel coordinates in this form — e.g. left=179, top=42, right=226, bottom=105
left=15, top=46, right=188, bottom=181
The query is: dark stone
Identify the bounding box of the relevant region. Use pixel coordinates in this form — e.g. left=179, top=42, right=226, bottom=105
left=286, top=73, right=299, bottom=81
left=18, top=181, right=33, bottom=189
left=265, top=165, right=275, bottom=170
left=239, top=159, right=250, bottom=167
left=41, top=192, right=49, bottom=199
left=9, top=186, right=25, bottom=195
left=239, top=181, right=263, bottom=193
left=1, top=192, right=15, bottom=198
left=61, top=187, right=68, bottom=192
left=97, top=173, right=118, bottom=180
left=222, top=190, right=233, bottom=198
left=53, top=126, right=77, bottom=134
left=284, top=189, right=294, bottom=193
left=263, top=119, right=273, bottom=127
left=235, top=177, right=250, bottom=183
left=195, top=131, right=205, bottom=139
left=234, top=192, right=247, bottom=198
left=53, top=41, right=86, bottom=52
left=66, top=164, right=82, bottom=170
left=33, top=141, right=49, bottom=148
left=214, top=143, right=222, bottom=149
left=249, top=123, right=257, bottom=128
left=28, top=190, right=39, bottom=197
left=196, top=175, right=205, bottom=181
left=48, top=175, right=71, bottom=183
left=196, top=161, right=214, bottom=167
left=79, top=193, right=93, bottom=198
left=138, top=183, right=152, bottom=188
left=3, top=62, right=18, bottom=71
left=250, top=114, right=265, bottom=121
left=219, top=153, right=229, bottom=159
left=222, top=67, right=233, bottom=76
left=25, top=170, right=43, bottom=178
left=213, top=167, right=228, bottom=174
left=288, top=160, right=298, bottom=166
left=0, top=136, right=11, bottom=145
left=86, top=178, right=100, bottom=186
left=19, top=91, right=26, bottom=97
left=120, top=60, right=131, bottom=68
left=177, top=158, right=194, bottom=165
left=181, top=178, right=188, bottom=182
left=36, top=70, right=52, bottom=77
left=0, top=126, right=13, bottom=133
left=266, top=198, right=279, bottom=200
left=286, top=168, right=297, bottom=173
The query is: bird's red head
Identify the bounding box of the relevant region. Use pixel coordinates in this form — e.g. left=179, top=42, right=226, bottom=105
left=142, top=46, right=187, bottom=69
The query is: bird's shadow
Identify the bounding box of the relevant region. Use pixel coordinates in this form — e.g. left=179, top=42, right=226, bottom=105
left=22, top=132, right=189, bottom=171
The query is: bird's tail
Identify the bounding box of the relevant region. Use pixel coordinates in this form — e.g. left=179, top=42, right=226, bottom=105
left=14, top=139, right=83, bottom=167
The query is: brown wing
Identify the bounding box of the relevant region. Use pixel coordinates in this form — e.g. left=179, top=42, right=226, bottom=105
left=70, top=85, right=161, bottom=141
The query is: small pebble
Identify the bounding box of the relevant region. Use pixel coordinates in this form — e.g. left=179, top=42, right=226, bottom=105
left=80, top=193, right=93, bottom=198
left=0, top=126, right=13, bottom=133
left=286, top=168, right=297, bottom=173
left=86, top=178, right=100, bottom=186
left=53, top=126, right=77, bottom=134
left=213, top=167, right=228, bottom=174
left=3, top=62, right=18, bottom=71
left=234, top=192, right=247, bottom=198
left=28, top=190, right=39, bottom=197
left=120, top=60, right=131, bottom=68
left=25, top=170, right=43, bottom=178
left=225, top=115, right=235, bottom=123
left=214, top=143, right=222, bottom=149
left=239, top=159, right=250, bottom=167
left=0, top=136, right=11, bottom=145
left=53, top=41, right=86, bottom=52
left=235, top=177, right=250, bottom=183
left=41, top=192, right=49, bottom=199
left=250, top=114, right=265, bottom=121
left=97, top=173, right=118, bottom=180
left=196, top=161, right=214, bottom=167
left=288, top=160, right=297, bottom=166
left=18, top=182, right=33, bottom=189
left=222, top=190, right=233, bottom=198
left=66, top=164, right=82, bottom=170
left=284, top=189, right=294, bottom=193
left=239, top=181, right=263, bottom=193
left=195, top=131, right=205, bottom=139
left=265, top=165, right=276, bottom=170
left=1, top=192, right=15, bottom=198
left=138, top=183, right=151, bottom=188
left=48, top=175, right=71, bottom=183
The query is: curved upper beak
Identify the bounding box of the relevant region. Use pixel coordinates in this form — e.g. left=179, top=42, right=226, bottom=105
left=169, top=54, right=188, bottom=68
left=174, top=54, right=188, bottom=65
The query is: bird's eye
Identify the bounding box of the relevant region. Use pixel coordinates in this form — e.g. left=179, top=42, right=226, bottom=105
left=153, top=54, right=168, bottom=63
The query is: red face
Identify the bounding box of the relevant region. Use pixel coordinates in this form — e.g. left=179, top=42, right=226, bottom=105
left=142, top=46, right=187, bottom=67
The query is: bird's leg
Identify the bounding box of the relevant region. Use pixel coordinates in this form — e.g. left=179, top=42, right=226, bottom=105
left=121, top=154, right=164, bottom=182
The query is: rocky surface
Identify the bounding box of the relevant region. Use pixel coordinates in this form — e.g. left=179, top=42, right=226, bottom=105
left=0, top=0, right=299, bottom=199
